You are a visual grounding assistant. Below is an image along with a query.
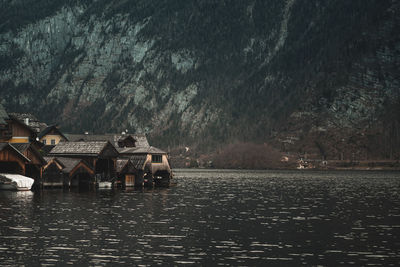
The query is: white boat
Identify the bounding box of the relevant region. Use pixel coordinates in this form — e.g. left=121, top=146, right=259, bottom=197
left=0, top=174, right=35, bottom=191
left=97, top=181, right=112, bottom=189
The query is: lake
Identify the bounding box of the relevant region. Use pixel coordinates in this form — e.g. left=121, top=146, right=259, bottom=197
left=0, top=169, right=399, bottom=266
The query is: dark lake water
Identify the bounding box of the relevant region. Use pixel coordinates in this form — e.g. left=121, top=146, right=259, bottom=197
left=0, top=169, right=399, bottom=266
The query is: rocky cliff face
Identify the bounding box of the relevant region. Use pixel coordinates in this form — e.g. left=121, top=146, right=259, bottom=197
left=1, top=0, right=399, bottom=159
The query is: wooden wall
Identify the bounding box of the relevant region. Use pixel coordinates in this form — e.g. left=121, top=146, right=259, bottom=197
left=0, top=147, right=26, bottom=174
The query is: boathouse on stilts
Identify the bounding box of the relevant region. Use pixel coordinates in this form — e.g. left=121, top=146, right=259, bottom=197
left=115, top=156, right=147, bottom=187
left=0, top=143, right=30, bottom=175
left=42, top=157, right=95, bottom=188
left=119, top=147, right=172, bottom=187
left=12, top=143, right=46, bottom=188
left=48, top=141, right=119, bottom=188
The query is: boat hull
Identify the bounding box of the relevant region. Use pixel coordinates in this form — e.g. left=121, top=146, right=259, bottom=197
left=97, top=182, right=112, bottom=189
left=0, top=174, right=34, bottom=191
left=0, top=183, right=17, bottom=190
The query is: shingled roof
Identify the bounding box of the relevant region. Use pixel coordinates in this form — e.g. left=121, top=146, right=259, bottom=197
left=7, top=115, right=37, bottom=137
left=10, top=143, right=30, bottom=153
left=43, top=157, right=93, bottom=174
left=119, top=146, right=167, bottom=155
left=116, top=159, right=129, bottom=173
left=65, top=134, right=149, bottom=148
left=48, top=141, right=117, bottom=156
left=129, top=155, right=148, bottom=170
left=11, top=143, right=47, bottom=165
left=0, top=143, right=30, bottom=162
left=8, top=112, right=47, bottom=133
left=56, top=157, right=88, bottom=173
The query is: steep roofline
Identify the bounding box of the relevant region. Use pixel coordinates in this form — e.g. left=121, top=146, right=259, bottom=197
left=38, top=125, right=68, bottom=140
left=0, top=143, right=31, bottom=162
left=7, top=115, right=37, bottom=136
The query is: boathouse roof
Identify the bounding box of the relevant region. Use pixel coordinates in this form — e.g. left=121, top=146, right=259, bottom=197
left=43, top=157, right=65, bottom=170
left=119, top=146, right=166, bottom=155
left=0, top=143, right=30, bottom=162
left=43, top=156, right=94, bottom=174
left=57, top=157, right=87, bottom=173
left=65, top=134, right=149, bottom=148
left=11, top=143, right=47, bottom=165
left=48, top=141, right=119, bottom=157
left=116, top=159, right=129, bottom=173
left=10, top=143, right=30, bottom=153
left=129, top=155, right=148, bottom=170
left=116, top=156, right=147, bottom=172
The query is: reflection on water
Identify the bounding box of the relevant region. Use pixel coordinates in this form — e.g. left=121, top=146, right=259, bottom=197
left=0, top=169, right=399, bottom=266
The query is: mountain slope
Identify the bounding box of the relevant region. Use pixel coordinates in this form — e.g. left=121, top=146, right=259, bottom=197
left=0, top=0, right=399, bottom=159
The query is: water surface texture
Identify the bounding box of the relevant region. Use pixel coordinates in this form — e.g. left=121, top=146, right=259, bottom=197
left=0, top=169, right=399, bottom=266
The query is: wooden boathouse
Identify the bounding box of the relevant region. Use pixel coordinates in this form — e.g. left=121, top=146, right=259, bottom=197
left=48, top=141, right=119, bottom=185
left=119, top=146, right=172, bottom=187
left=0, top=143, right=30, bottom=175
left=12, top=143, right=47, bottom=188
left=42, top=157, right=95, bottom=188
left=115, top=156, right=148, bottom=187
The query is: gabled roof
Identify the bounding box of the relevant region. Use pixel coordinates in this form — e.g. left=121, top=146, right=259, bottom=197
left=12, top=142, right=47, bottom=165
left=38, top=125, right=68, bottom=140
left=7, top=115, right=37, bottom=136
left=43, top=156, right=93, bottom=175
left=49, top=141, right=118, bottom=157
left=43, top=157, right=65, bottom=170
left=10, top=143, right=30, bottom=153
left=129, top=154, right=148, bottom=170
left=0, top=104, right=9, bottom=125
left=8, top=112, right=47, bottom=133
left=116, top=159, right=129, bottom=173
left=56, top=157, right=87, bottom=173
left=65, top=134, right=149, bottom=148
left=0, top=143, right=30, bottom=162
left=119, top=146, right=166, bottom=155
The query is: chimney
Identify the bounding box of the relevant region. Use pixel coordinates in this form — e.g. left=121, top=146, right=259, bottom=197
left=24, top=118, right=29, bottom=126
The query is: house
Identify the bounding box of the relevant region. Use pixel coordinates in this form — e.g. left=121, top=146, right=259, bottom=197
left=38, top=125, right=68, bottom=145
left=0, top=106, right=44, bottom=144
left=8, top=112, right=48, bottom=134
left=48, top=141, right=119, bottom=184
left=5, top=115, right=37, bottom=144
left=42, top=157, right=94, bottom=188
left=119, top=146, right=172, bottom=187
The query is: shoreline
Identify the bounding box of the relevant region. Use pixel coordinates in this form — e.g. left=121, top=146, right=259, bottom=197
left=173, top=166, right=400, bottom=172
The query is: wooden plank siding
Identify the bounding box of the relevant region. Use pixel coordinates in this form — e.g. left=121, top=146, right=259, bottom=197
left=0, top=146, right=28, bottom=174
left=69, top=162, right=95, bottom=178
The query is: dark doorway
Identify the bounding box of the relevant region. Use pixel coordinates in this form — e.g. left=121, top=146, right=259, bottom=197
left=0, top=162, right=23, bottom=174
left=95, top=159, right=115, bottom=181
left=70, top=173, right=93, bottom=189
left=154, top=170, right=171, bottom=187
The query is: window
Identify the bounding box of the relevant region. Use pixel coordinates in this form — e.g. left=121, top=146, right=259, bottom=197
left=51, top=139, right=56, bottom=145
left=42, top=139, right=46, bottom=145
left=152, top=155, right=162, bottom=163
